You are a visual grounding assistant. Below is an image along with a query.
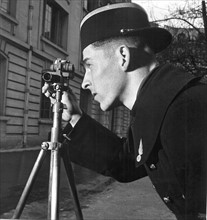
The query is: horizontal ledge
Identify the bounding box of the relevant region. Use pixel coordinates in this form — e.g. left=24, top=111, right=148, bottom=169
left=0, top=116, right=10, bottom=121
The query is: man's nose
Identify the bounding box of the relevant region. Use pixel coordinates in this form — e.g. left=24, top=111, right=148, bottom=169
left=81, top=73, right=91, bottom=90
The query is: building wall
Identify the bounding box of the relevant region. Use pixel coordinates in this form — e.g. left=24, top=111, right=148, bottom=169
left=0, top=0, right=131, bottom=150
left=0, top=0, right=83, bottom=149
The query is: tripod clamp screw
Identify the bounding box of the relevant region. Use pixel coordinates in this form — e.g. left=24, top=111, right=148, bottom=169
left=41, top=141, right=62, bottom=151
left=41, top=142, right=50, bottom=150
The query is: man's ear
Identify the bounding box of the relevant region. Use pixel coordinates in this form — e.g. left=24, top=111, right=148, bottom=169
left=117, top=45, right=130, bottom=71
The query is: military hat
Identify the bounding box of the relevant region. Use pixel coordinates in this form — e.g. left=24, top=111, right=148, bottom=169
left=80, top=3, right=172, bottom=53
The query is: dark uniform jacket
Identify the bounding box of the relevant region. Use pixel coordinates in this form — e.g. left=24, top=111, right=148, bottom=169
left=61, top=64, right=207, bottom=220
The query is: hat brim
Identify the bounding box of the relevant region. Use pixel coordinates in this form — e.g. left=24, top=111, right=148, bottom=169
left=123, top=27, right=172, bottom=53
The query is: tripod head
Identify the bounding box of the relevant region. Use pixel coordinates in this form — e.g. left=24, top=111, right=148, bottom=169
left=42, top=58, right=75, bottom=84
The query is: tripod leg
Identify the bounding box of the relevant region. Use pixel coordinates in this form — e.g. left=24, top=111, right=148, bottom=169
left=61, top=150, right=83, bottom=220
left=48, top=149, right=60, bottom=220
left=12, top=148, right=48, bottom=219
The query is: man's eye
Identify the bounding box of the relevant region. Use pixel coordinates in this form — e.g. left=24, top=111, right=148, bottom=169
left=86, top=63, right=92, bottom=68
left=85, top=63, right=93, bottom=71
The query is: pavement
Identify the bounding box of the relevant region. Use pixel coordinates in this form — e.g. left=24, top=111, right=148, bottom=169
left=0, top=175, right=176, bottom=220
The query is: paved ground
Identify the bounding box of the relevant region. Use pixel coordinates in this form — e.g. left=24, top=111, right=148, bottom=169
left=0, top=175, right=176, bottom=220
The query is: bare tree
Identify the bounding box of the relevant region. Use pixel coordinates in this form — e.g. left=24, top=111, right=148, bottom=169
left=154, top=1, right=207, bottom=76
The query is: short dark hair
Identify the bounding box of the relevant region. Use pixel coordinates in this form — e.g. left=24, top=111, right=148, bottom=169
left=92, top=36, right=146, bottom=49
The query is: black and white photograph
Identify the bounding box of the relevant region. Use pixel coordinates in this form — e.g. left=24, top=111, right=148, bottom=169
left=0, top=0, right=206, bottom=219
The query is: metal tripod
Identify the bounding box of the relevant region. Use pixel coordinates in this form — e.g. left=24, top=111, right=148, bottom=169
left=12, top=83, right=83, bottom=220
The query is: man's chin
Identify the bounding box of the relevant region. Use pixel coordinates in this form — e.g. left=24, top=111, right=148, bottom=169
left=100, top=101, right=121, bottom=112
left=99, top=101, right=110, bottom=112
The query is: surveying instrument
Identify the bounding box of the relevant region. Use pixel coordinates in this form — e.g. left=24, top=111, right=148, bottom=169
left=12, top=59, right=83, bottom=220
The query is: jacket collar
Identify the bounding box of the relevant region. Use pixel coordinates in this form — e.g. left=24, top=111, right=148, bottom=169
left=130, top=64, right=197, bottom=166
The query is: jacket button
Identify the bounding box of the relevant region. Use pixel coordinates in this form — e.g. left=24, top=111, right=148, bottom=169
left=163, top=196, right=171, bottom=203
left=136, top=155, right=142, bottom=162
left=149, top=163, right=156, bottom=170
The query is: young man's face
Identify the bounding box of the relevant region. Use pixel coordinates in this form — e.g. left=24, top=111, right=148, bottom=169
left=82, top=44, right=127, bottom=111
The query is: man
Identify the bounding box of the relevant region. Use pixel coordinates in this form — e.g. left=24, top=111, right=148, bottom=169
left=42, top=3, right=207, bottom=220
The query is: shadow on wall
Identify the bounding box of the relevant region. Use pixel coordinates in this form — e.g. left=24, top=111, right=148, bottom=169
left=0, top=148, right=50, bottom=213
left=0, top=147, right=100, bottom=214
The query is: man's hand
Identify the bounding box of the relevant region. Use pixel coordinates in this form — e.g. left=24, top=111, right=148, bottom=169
left=42, top=82, right=82, bottom=127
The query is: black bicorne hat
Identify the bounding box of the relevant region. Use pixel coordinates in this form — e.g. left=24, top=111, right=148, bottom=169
left=80, top=3, right=172, bottom=53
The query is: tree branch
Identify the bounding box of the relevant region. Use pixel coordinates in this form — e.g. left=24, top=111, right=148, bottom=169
left=154, top=17, right=203, bottom=35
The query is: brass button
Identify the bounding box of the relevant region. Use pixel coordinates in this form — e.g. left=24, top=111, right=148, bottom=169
left=136, top=155, right=142, bottom=162
left=149, top=163, right=156, bottom=170
left=163, top=196, right=171, bottom=203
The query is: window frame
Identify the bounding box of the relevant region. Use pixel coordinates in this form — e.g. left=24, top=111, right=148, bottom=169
left=0, top=52, right=8, bottom=116
left=43, top=0, right=68, bottom=49
left=0, top=0, right=16, bottom=17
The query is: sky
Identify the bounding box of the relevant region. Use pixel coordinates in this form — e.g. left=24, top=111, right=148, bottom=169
left=132, top=0, right=198, bottom=21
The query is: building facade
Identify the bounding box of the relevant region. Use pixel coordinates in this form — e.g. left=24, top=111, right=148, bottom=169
left=0, top=0, right=131, bottom=150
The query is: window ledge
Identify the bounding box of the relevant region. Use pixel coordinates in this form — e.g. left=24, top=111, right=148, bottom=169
left=0, top=116, right=10, bottom=121
left=39, top=119, right=53, bottom=125
left=0, top=10, right=18, bottom=25
left=41, top=36, right=68, bottom=56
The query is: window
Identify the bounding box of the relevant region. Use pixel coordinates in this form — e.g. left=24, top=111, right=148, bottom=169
left=83, top=0, right=88, bottom=11
left=0, top=53, right=7, bottom=115
left=84, top=0, right=116, bottom=12
left=44, top=4, right=52, bottom=39
left=0, top=0, right=9, bottom=13
left=0, top=0, right=16, bottom=16
left=40, top=93, right=52, bottom=118
left=83, top=0, right=100, bottom=12
left=43, top=0, right=68, bottom=49
left=99, top=0, right=113, bottom=7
